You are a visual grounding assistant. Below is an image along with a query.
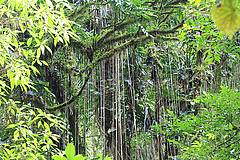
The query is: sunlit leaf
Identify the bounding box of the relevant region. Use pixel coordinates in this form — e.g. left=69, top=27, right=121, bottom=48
left=42, top=145, right=47, bottom=151
left=44, top=121, right=50, bottom=131
left=72, top=155, right=85, bottom=160
left=54, top=36, right=59, bottom=46
left=52, top=155, right=68, bottom=160
left=51, top=135, right=59, bottom=143
left=13, top=130, right=19, bottom=140
left=211, top=0, right=240, bottom=39
left=38, top=121, right=42, bottom=128
left=27, top=38, right=32, bottom=46
left=40, top=45, right=45, bottom=54
left=37, top=48, right=41, bottom=59
left=20, top=128, right=26, bottom=138
left=35, top=38, right=40, bottom=46
left=46, top=0, right=54, bottom=9
left=41, top=60, right=48, bottom=66
left=45, top=45, right=52, bottom=54
left=7, top=124, right=17, bottom=129
left=66, top=143, right=75, bottom=160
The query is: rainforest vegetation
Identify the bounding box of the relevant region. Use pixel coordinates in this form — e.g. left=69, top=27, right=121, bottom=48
left=0, top=0, right=240, bottom=159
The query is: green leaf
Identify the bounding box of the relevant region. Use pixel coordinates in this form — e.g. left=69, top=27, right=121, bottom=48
left=38, top=121, right=42, bottom=128
left=20, top=128, right=26, bottom=138
left=41, top=60, right=48, bottom=66
left=35, top=38, right=41, bottom=46
left=39, top=31, right=44, bottom=39
left=211, top=0, right=240, bottom=39
left=72, top=155, right=85, bottom=160
left=42, top=145, right=47, bottom=151
left=48, top=18, right=54, bottom=28
left=20, top=24, right=26, bottom=33
left=36, top=48, right=41, bottom=59
left=13, top=37, right=18, bottom=48
left=52, top=155, right=68, bottom=160
left=30, top=109, right=36, bottom=116
left=45, top=45, right=52, bottom=54
left=13, top=130, right=19, bottom=140
left=66, top=143, right=75, bottom=160
left=9, top=75, right=15, bottom=90
left=54, top=36, right=59, bottom=46
left=7, top=124, right=17, bottom=129
left=37, top=60, right=42, bottom=66
left=51, top=135, right=59, bottom=143
left=44, top=121, right=50, bottom=131
left=167, top=109, right=170, bottom=114
left=44, top=87, right=52, bottom=93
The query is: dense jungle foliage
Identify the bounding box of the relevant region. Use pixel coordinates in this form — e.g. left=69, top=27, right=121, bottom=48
left=0, top=0, right=240, bottom=159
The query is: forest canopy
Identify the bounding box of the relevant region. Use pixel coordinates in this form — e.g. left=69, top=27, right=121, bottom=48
left=0, top=0, right=240, bottom=159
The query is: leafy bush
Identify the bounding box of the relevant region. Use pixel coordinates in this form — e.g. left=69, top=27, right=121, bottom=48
left=53, top=143, right=85, bottom=160
left=156, top=86, right=240, bottom=159
left=53, top=143, right=112, bottom=160
left=0, top=102, right=65, bottom=159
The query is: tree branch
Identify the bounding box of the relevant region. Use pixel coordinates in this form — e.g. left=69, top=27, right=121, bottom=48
left=215, top=129, right=239, bottom=151
left=46, top=70, right=92, bottom=110
left=149, top=19, right=185, bottom=35
left=78, top=34, right=179, bottom=74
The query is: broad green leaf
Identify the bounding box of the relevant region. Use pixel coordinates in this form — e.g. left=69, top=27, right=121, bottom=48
left=8, top=74, right=15, bottom=90
left=28, top=116, right=40, bottom=126
left=52, top=155, right=68, bottom=160
left=63, top=33, right=69, bottom=46
left=72, top=155, right=85, bottom=160
left=211, top=0, right=240, bottom=39
left=66, top=143, right=75, bottom=160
